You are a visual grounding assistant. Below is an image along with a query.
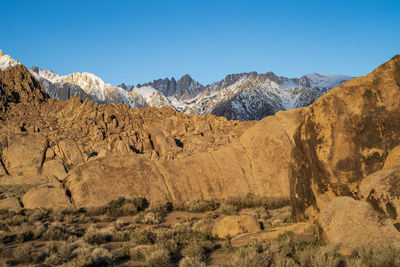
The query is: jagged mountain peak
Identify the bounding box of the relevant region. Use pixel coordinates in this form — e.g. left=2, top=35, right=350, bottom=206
left=0, top=50, right=21, bottom=72
left=4, top=49, right=353, bottom=121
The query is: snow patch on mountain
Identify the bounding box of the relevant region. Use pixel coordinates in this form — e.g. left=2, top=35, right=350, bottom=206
left=30, top=65, right=352, bottom=121
left=0, top=50, right=21, bottom=71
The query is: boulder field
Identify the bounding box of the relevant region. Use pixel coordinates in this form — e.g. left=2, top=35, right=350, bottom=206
left=2, top=54, right=400, bottom=252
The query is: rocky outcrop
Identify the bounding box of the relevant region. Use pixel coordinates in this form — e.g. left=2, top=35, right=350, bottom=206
left=291, top=55, right=400, bottom=219
left=0, top=198, right=22, bottom=211
left=1, top=133, right=48, bottom=176
left=359, top=166, right=400, bottom=226
left=319, top=197, right=400, bottom=255
left=230, top=222, right=315, bottom=247
left=383, top=145, right=400, bottom=169
left=137, top=74, right=204, bottom=101
left=42, top=159, right=67, bottom=181
left=22, top=184, right=72, bottom=209
left=0, top=64, right=47, bottom=113
left=212, top=215, right=261, bottom=238
left=65, top=155, right=171, bottom=207
left=64, top=108, right=302, bottom=206
left=57, top=139, right=85, bottom=170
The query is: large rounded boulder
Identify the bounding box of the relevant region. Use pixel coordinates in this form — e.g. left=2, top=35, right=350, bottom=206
left=319, top=197, right=400, bottom=255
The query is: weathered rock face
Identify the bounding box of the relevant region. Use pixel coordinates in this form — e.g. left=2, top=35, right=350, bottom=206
left=359, top=166, right=400, bottom=227
left=42, top=159, right=67, bottom=181
left=212, top=215, right=261, bottom=238
left=319, top=197, right=400, bottom=255
left=57, top=139, right=85, bottom=170
left=1, top=133, right=48, bottom=176
left=0, top=198, right=22, bottom=211
left=291, top=55, right=400, bottom=219
left=64, top=108, right=303, bottom=206
left=22, top=184, right=72, bottom=209
left=239, top=108, right=306, bottom=198
left=0, top=64, right=47, bottom=112
left=65, top=155, right=171, bottom=207
left=230, top=222, right=315, bottom=247
left=383, top=145, right=400, bottom=169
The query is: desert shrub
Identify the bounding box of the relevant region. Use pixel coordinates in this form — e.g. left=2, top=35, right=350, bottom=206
left=3, top=213, right=26, bottom=226
left=134, top=211, right=162, bottom=224
left=42, top=221, right=84, bottom=241
left=224, top=193, right=290, bottom=210
left=181, top=240, right=213, bottom=261
left=182, top=200, right=218, bottom=213
left=150, top=239, right=179, bottom=262
left=43, top=241, right=78, bottom=265
left=218, top=203, right=238, bottom=215
left=25, top=208, right=53, bottom=223
left=230, top=245, right=274, bottom=267
left=0, top=209, right=17, bottom=222
left=148, top=200, right=173, bottom=215
left=130, top=229, right=156, bottom=245
left=13, top=222, right=46, bottom=242
left=296, top=245, right=343, bottom=267
left=134, top=200, right=172, bottom=224
left=0, top=231, right=15, bottom=244
left=179, top=256, right=207, bottom=267
left=106, top=197, right=149, bottom=217
left=83, top=226, right=120, bottom=245
left=0, top=184, right=34, bottom=200
left=130, top=245, right=153, bottom=261
left=347, top=246, right=400, bottom=267
left=263, top=206, right=293, bottom=228
left=52, top=207, right=91, bottom=223
left=111, top=244, right=132, bottom=261
left=66, top=244, right=112, bottom=267
left=10, top=243, right=46, bottom=264
left=83, top=197, right=148, bottom=219
left=145, top=248, right=172, bottom=267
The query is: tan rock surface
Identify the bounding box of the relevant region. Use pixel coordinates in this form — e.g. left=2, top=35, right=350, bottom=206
left=239, top=108, right=305, bottom=198
left=57, top=139, right=84, bottom=170
left=22, top=184, right=72, bottom=209
left=45, top=147, right=55, bottom=160
left=383, top=145, right=400, bottom=169
left=319, top=196, right=400, bottom=255
left=291, top=55, right=400, bottom=219
left=42, top=159, right=67, bottom=181
left=65, top=155, right=171, bottom=207
left=230, top=222, right=315, bottom=247
left=0, top=175, right=49, bottom=185
left=1, top=133, right=48, bottom=176
left=0, top=198, right=22, bottom=211
left=359, top=166, right=400, bottom=225
left=212, top=215, right=261, bottom=238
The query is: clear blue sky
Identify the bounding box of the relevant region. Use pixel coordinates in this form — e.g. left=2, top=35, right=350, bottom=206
left=2, top=0, right=399, bottom=85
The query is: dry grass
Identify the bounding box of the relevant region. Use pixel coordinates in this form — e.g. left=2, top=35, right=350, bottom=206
left=0, top=194, right=399, bottom=266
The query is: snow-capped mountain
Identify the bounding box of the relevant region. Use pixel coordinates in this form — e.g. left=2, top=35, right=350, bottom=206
left=126, top=71, right=352, bottom=120
left=29, top=67, right=150, bottom=108
left=0, top=50, right=21, bottom=71
left=28, top=58, right=352, bottom=121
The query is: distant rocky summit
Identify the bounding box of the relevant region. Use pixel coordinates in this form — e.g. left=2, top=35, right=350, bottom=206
left=30, top=64, right=352, bottom=121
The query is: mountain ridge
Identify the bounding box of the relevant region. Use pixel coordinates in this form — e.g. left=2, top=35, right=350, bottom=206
left=1, top=50, right=352, bottom=121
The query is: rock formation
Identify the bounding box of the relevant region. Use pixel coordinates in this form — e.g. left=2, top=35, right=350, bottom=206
left=290, top=55, right=400, bottom=220
left=319, top=196, right=400, bottom=255
left=0, top=51, right=301, bottom=209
